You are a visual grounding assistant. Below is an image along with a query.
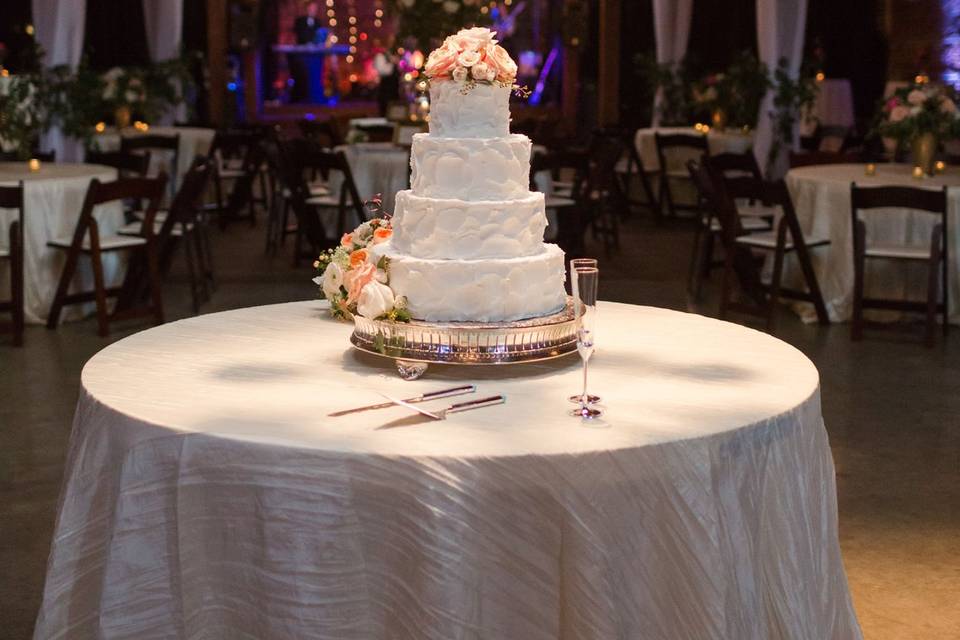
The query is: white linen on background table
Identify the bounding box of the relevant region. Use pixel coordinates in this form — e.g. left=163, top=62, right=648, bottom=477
left=785, top=163, right=960, bottom=323
left=0, top=162, right=122, bottom=323
left=94, top=126, right=216, bottom=186
left=634, top=127, right=755, bottom=173
left=35, top=301, right=860, bottom=639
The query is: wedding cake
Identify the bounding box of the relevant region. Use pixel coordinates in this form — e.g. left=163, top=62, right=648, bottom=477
left=315, top=27, right=566, bottom=324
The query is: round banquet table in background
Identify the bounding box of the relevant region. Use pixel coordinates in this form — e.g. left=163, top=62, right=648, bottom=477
left=786, top=163, right=960, bottom=323
left=634, top=126, right=754, bottom=172
left=94, top=125, right=216, bottom=186
left=35, top=301, right=861, bottom=639
left=0, top=162, right=121, bottom=323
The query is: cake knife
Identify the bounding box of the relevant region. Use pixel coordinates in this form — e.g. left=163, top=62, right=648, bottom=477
left=328, top=384, right=476, bottom=416
left=377, top=392, right=506, bottom=420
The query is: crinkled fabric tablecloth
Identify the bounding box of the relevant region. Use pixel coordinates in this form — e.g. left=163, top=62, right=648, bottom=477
left=35, top=301, right=861, bottom=639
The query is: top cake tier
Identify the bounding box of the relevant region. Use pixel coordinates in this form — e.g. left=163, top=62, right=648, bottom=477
left=428, top=81, right=511, bottom=139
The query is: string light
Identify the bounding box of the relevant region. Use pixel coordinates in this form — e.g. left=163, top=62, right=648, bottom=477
left=348, top=16, right=356, bottom=24
left=374, top=19, right=381, bottom=27
left=374, top=8, right=383, bottom=17
left=349, top=45, right=357, bottom=53
left=329, top=18, right=337, bottom=26
left=349, top=35, right=357, bottom=44
left=327, top=9, right=335, bottom=17
left=346, top=55, right=354, bottom=63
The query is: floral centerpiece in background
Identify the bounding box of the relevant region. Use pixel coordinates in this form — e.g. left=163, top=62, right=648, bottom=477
left=0, top=72, right=47, bottom=159
left=875, top=81, right=960, bottom=174
left=692, top=52, right=769, bottom=130
left=313, top=216, right=411, bottom=322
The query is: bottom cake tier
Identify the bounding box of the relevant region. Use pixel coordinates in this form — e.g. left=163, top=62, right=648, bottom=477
left=373, top=243, right=567, bottom=322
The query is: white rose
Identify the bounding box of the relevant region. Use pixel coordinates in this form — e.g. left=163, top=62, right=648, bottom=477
left=910, top=105, right=921, bottom=115
left=355, top=221, right=373, bottom=239
left=457, top=49, right=481, bottom=67
left=125, top=89, right=140, bottom=103
left=456, top=27, right=498, bottom=48
left=357, top=281, right=395, bottom=319
left=321, top=262, right=345, bottom=299
left=907, top=89, right=927, bottom=105
left=471, top=61, right=490, bottom=81
left=442, top=0, right=458, bottom=14
left=452, top=66, right=468, bottom=82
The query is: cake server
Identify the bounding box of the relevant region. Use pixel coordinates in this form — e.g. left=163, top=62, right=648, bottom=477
left=377, top=392, right=506, bottom=421
left=328, top=384, right=476, bottom=416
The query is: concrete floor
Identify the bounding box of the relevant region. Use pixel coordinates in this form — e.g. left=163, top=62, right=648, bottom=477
left=1, top=210, right=958, bottom=639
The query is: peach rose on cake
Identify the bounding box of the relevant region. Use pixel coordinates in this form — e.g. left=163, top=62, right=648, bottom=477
left=488, top=44, right=517, bottom=82
left=340, top=232, right=353, bottom=247
left=425, top=45, right=459, bottom=78
left=457, top=27, right=498, bottom=49
left=345, top=261, right=377, bottom=304
left=452, top=67, right=468, bottom=82
left=372, top=227, right=393, bottom=244
left=457, top=49, right=482, bottom=68
left=349, top=248, right=370, bottom=268
left=471, top=61, right=491, bottom=81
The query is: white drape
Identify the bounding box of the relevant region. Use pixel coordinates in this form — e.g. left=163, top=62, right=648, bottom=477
left=753, top=0, right=808, bottom=177
left=32, top=0, right=87, bottom=162
left=651, top=0, right=693, bottom=127
left=143, top=0, right=185, bottom=125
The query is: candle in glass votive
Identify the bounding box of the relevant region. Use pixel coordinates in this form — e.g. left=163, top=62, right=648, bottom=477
left=935, top=160, right=946, bottom=173
left=28, top=158, right=40, bottom=172
left=94, top=121, right=106, bottom=133
left=912, top=166, right=924, bottom=179
left=865, top=163, right=876, bottom=176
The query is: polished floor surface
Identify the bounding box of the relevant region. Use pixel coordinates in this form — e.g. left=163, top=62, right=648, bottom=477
left=1, top=210, right=958, bottom=639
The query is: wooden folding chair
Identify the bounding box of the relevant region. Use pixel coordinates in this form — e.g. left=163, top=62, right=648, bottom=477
left=84, top=150, right=152, bottom=177
left=594, top=126, right=658, bottom=218
left=120, top=133, right=181, bottom=195
left=0, top=182, right=25, bottom=346
left=654, top=132, right=709, bottom=221
left=118, top=158, right=214, bottom=313
left=703, top=157, right=831, bottom=332
left=46, top=175, right=168, bottom=337
left=850, top=183, right=949, bottom=347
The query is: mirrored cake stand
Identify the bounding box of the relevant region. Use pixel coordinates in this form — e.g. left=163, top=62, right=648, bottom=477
left=351, top=297, right=579, bottom=379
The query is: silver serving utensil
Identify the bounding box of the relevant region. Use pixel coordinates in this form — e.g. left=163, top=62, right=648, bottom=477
left=377, top=392, right=506, bottom=420
left=328, top=384, right=476, bottom=417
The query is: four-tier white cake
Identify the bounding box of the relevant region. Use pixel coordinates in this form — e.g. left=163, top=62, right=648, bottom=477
left=371, top=28, right=567, bottom=323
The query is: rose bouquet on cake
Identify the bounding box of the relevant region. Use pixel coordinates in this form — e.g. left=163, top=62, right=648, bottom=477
left=313, top=218, right=411, bottom=322
left=424, top=27, right=519, bottom=92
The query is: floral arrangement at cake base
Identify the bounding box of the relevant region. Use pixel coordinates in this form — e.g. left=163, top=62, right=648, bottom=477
left=874, top=81, right=960, bottom=175
left=313, top=217, right=411, bottom=322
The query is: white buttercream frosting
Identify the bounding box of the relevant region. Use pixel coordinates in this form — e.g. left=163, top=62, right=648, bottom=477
left=428, top=80, right=511, bottom=138
left=391, top=190, right=547, bottom=260
left=410, top=133, right=532, bottom=201
left=375, top=242, right=567, bottom=322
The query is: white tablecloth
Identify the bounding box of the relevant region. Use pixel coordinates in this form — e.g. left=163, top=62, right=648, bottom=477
left=0, top=162, right=121, bottom=323
left=786, top=163, right=960, bottom=322
left=634, top=127, right=754, bottom=173
left=94, top=126, right=216, bottom=186
left=35, top=301, right=861, bottom=639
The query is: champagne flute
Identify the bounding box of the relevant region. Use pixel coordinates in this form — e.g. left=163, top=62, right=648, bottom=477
left=569, top=258, right=600, bottom=405
left=570, top=267, right=602, bottom=419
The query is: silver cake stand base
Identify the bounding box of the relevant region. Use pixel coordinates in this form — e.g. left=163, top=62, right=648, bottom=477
left=350, top=297, right=579, bottom=379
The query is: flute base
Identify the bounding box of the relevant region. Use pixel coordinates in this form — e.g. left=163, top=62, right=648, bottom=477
left=571, top=406, right=603, bottom=419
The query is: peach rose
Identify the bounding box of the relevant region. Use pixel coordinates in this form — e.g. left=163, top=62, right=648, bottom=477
left=345, top=261, right=376, bottom=304
left=452, top=67, right=468, bottom=82
left=425, top=46, right=458, bottom=78
left=372, top=227, right=393, bottom=244
left=340, top=232, right=353, bottom=247
left=457, top=27, right=498, bottom=49
left=457, top=49, right=481, bottom=67
left=349, top=248, right=369, bottom=268
left=488, top=44, right=517, bottom=82
left=889, top=105, right=911, bottom=123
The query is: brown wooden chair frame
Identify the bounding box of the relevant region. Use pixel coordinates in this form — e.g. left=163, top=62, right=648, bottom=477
left=0, top=182, right=25, bottom=345
left=849, top=183, right=949, bottom=347
left=654, top=132, right=710, bottom=221
left=46, top=175, right=168, bottom=337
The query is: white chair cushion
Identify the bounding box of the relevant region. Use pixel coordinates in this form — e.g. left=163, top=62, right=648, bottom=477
left=0, top=248, right=9, bottom=258
left=309, top=182, right=330, bottom=196
left=218, top=168, right=245, bottom=179
left=736, top=230, right=830, bottom=251
left=865, top=244, right=933, bottom=260
left=709, top=217, right=771, bottom=232
left=118, top=220, right=193, bottom=237
left=49, top=235, right=147, bottom=251
left=132, top=209, right=170, bottom=222
left=736, top=202, right=781, bottom=218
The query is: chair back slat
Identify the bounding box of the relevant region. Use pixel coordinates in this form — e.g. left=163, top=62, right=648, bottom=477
left=850, top=184, right=948, bottom=214
left=708, top=151, right=762, bottom=179
left=789, top=150, right=860, bottom=167
left=85, top=150, right=152, bottom=176
left=0, top=183, right=25, bottom=210
left=120, top=134, right=180, bottom=152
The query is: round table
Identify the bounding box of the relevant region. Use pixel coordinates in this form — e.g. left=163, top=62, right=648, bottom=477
left=786, top=163, right=960, bottom=323
left=634, top=126, right=754, bottom=172
left=94, top=125, right=216, bottom=186
left=35, top=301, right=861, bottom=639
left=0, top=162, right=121, bottom=323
